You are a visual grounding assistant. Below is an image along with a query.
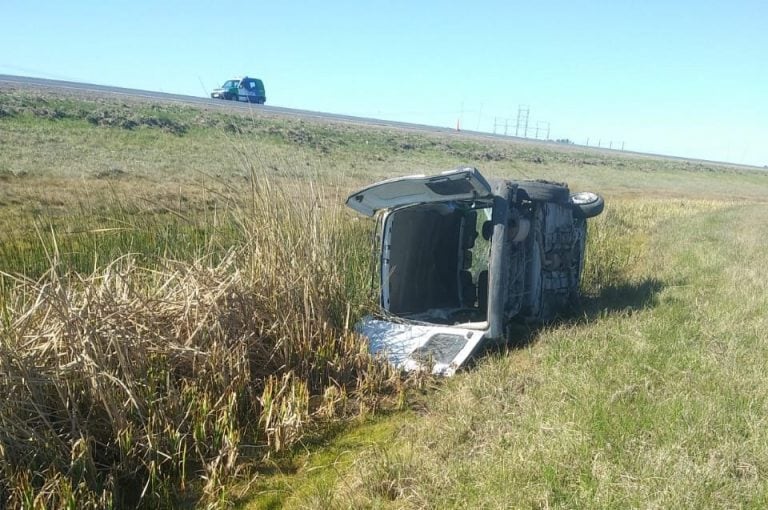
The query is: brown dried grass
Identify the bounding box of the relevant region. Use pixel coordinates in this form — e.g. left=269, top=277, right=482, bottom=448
left=0, top=173, right=397, bottom=508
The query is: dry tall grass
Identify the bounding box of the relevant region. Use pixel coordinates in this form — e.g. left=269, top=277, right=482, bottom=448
left=0, top=171, right=397, bottom=508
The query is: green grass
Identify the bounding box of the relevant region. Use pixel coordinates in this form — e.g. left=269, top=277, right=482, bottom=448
left=235, top=412, right=416, bottom=509
left=3, top=88, right=768, bottom=508
left=300, top=199, right=768, bottom=509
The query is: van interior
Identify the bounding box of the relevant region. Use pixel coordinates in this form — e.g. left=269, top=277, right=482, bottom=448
left=382, top=201, right=492, bottom=326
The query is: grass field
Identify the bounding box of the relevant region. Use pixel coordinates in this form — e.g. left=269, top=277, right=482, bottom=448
left=2, top=88, right=768, bottom=508
left=288, top=199, right=768, bottom=509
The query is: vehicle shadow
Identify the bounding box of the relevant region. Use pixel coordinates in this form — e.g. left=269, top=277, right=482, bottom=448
left=469, top=277, right=665, bottom=362
left=576, top=278, right=665, bottom=322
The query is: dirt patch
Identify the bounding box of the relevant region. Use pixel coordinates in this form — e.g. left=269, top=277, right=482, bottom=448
left=95, top=168, right=127, bottom=180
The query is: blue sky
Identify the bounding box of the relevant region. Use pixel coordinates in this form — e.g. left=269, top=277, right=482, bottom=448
left=2, top=0, right=766, bottom=166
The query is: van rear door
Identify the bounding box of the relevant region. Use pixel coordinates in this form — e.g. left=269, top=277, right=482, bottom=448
left=345, top=167, right=492, bottom=217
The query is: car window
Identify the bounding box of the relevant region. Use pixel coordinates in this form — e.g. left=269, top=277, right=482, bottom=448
left=471, top=207, right=492, bottom=277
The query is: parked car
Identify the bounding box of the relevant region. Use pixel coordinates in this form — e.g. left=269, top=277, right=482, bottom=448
left=210, top=77, right=266, bottom=104
left=345, top=167, right=604, bottom=376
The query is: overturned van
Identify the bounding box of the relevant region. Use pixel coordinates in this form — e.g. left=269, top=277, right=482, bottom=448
left=345, top=167, right=604, bottom=376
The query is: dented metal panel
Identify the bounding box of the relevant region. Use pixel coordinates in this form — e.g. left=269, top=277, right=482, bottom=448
left=345, top=167, right=492, bottom=217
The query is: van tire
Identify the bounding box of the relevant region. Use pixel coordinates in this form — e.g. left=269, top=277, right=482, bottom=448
left=570, top=192, right=604, bottom=218
left=516, top=180, right=570, bottom=203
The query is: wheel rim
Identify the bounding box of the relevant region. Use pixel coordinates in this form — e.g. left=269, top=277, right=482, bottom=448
left=570, top=192, right=599, bottom=205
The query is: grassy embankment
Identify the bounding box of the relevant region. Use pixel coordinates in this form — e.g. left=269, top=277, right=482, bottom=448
left=0, top=91, right=407, bottom=508
left=247, top=197, right=768, bottom=509
left=286, top=198, right=768, bottom=508
left=2, top=89, right=768, bottom=508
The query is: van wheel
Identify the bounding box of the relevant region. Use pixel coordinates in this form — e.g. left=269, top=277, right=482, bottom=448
left=516, top=180, right=569, bottom=203
left=570, top=192, right=604, bottom=218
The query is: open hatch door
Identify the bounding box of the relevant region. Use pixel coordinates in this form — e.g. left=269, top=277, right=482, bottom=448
left=345, top=167, right=492, bottom=216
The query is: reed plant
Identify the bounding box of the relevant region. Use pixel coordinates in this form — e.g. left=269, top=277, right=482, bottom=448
left=0, top=168, right=397, bottom=508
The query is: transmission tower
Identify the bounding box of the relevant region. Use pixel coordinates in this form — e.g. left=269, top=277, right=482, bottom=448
left=515, top=105, right=529, bottom=137
left=535, top=121, right=550, bottom=140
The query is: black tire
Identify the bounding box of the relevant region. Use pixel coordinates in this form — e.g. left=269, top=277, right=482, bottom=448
left=516, top=180, right=570, bottom=203
left=570, top=192, right=604, bottom=218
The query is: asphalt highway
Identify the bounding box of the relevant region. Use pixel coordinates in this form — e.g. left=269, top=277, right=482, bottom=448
left=0, top=73, right=472, bottom=136
left=0, top=74, right=759, bottom=170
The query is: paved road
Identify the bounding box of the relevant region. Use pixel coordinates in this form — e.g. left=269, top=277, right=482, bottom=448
left=0, top=73, right=589, bottom=149
left=0, top=74, right=760, bottom=170
left=0, top=73, right=471, bottom=135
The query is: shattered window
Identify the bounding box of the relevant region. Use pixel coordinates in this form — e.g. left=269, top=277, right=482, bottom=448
left=470, top=207, right=492, bottom=278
